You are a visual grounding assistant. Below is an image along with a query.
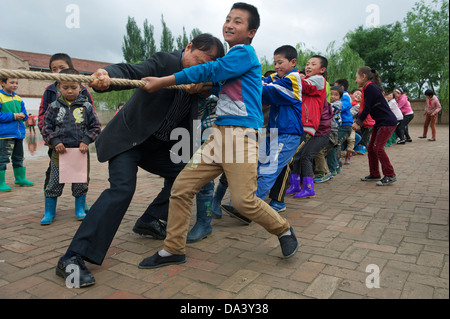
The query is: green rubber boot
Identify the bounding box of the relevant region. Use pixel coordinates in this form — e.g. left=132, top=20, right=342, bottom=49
left=13, top=167, right=34, bottom=187
left=0, top=170, right=12, bottom=192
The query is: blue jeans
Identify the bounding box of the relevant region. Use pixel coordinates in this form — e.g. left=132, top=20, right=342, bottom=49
left=0, top=138, right=24, bottom=171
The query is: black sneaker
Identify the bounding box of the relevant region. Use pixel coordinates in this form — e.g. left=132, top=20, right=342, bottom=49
left=56, top=255, right=95, bottom=288
left=376, top=175, right=397, bottom=186
left=361, top=175, right=381, bottom=181
left=279, top=226, right=299, bottom=259
left=221, top=205, right=252, bottom=225
left=133, top=218, right=166, bottom=239
left=139, top=252, right=186, bottom=269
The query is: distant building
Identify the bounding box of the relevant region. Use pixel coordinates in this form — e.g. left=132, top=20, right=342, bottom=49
left=0, top=48, right=111, bottom=112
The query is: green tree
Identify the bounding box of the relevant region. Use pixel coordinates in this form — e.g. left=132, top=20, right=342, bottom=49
left=344, top=22, right=403, bottom=91
left=160, top=15, right=174, bottom=52
left=122, top=17, right=145, bottom=64
left=176, top=27, right=189, bottom=50
left=143, top=19, right=157, bottom=59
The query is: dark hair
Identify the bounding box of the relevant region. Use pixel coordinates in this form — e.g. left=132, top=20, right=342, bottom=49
left=264, top=70, right=276, bottom=77
left=274, top=45, right=298, bottom=61
left=231, top=2, right=260, bottom=43
left=424, top=89, right=435, bottom=97
left=330, top=86, right=344, bottom=98
left=191, top=33, right=225, bottom=60
left=299, top=68, right=306, bottom=75
left=57, top=68, right=80, bottom=84
left=0, top=77, right=8, bottom=82
left=358, top=66, right=382, bottom=89
left=49, top=53, right=74, bottom=70
left=311, top=55, right=328, bottom=69
left=334, top=78, right=349, bottom=91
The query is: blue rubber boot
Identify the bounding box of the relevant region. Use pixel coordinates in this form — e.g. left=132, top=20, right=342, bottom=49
left=75, top=195, right=86, bottom=221
left=211, top=181, right=227, bottom=219
left=187, top=181, right=214, bottom=243
left=41, top=197, right=57, bottom=225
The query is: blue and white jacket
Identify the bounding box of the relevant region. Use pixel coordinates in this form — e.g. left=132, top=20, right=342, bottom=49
left=262, top=69, right=303, bottom=136
left=174, top=44, right=263, bottom=129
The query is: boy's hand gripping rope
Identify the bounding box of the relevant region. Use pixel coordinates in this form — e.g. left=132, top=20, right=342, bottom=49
left=0, top=68, right=188, bottom=90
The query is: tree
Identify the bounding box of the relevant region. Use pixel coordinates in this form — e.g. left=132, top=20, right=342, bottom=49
left=176, top=27, right=189, bottom=50
left=394, top=0, right=449, bottom=98
left=160, top=15, right=174, bottom=52
left=122, top=17, right=145, bottom=64
left=344, top=23, right=403, bottom=91
left=143, top=19, right=157, bottom=59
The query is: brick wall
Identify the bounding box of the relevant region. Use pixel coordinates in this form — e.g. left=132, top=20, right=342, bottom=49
left=410, top=99, right=449, bottom=125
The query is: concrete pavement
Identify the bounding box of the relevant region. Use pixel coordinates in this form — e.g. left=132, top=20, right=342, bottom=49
left=0, top=125, right=448, bottom=299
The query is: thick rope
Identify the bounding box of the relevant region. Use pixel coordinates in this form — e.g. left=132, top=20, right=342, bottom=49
left=0, top=68, right=187, bottom=90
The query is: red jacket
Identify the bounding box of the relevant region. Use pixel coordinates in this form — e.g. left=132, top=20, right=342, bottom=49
left=301, top=75, right=327, bottom=136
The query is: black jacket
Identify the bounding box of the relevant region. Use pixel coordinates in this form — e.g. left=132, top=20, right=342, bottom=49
left=95, top=50, right=198, bottom=163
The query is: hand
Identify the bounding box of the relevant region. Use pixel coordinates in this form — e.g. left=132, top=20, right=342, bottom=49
left=15, top=113, right=26, bottom=120
left=79, top=142, right=89, bottom=154
left=141, top=75, right=176, bottom=94
left=55, top=143, right=67, bottom=154
left=352, top=122, right=361, bottom=131
left=89, top=69, right=111, bottom=91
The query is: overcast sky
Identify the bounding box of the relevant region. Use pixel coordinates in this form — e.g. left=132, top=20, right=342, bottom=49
left=2, top=0, right=429, bottom=65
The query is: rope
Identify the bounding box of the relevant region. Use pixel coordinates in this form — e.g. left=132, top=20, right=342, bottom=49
left=0, top=68, right=187, bottom=90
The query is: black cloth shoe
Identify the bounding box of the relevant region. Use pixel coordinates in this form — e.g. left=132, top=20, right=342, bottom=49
left=139, top=252, right=186, bottom=269
left=376, top=175, right=397, bottom=186
left=279, top=226, right=299, bottom=259
left=56, top=255, right=95, bottom=288
left=361, top=175, right=381, bottom=181
left=133, top=218, right=166, bottom=239
left=221, top=205, right=252, bottom=225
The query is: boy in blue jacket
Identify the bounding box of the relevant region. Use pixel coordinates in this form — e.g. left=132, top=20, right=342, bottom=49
left=0, top=77, right=34, bottom=192
left=138, top=2, right=298, bottom=269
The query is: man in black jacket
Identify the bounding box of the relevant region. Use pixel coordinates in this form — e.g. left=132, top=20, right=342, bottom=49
left=55, top=34, right=224, bottom=287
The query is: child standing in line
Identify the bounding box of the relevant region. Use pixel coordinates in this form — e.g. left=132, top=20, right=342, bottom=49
left=41, top=69, right=101, bottom=225
left=0, top=77, right=34, bottom=192
left=137, top=2, right=298, bottom=269
left=384, top=91, right=402, bottom=147
left=394, top=87, right=414, bottom=144
left=420, top=89, right=441, bottom=141
left=352, top=67, right=398, bottom=186
left=314, top=86, right=343, bottom=182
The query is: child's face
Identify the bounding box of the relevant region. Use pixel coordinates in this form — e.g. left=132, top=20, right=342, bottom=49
left=386, top=93, right=394, bottom=101
left=355, top=72, right=367, bottom=88
left=1, top=78, right=19, bottom=94
left=223, top=8, right=256, bottom=47
left=273, top=54, right=296, bottom=78
left=352, top=90, right=362, bottom=102
left=59, top=81, right=81, bottom=102
left=330, top=90, right=341, bottom=103
left=51, top=60, right=71, bottom=73
left=305, top=58, right=326, bottom=77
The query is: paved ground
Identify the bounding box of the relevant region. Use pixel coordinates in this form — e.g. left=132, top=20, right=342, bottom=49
left=0, top=125, right=448, bottom=300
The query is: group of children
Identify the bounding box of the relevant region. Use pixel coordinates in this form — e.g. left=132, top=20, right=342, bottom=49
left=0, top=1, right=442, bottom=285
left=0, top=53, right=101, bottom=226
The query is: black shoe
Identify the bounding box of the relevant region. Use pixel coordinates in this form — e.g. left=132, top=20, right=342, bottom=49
left=56, top=255, right=95, bottom=288
left=279, top=226, right=299, bottom=259
left=376, top=175, right=397, bottom=186
left=361, top=175, right=381, bottom=181
left=397, top=140, right=406, bottom=144
left=406, top=138, right=413, bottom=142
left=139, top=252, right=186, bottom=269
left=133, top=218, right=166, bottom=239
left=221, top=205, right=252, bottom=225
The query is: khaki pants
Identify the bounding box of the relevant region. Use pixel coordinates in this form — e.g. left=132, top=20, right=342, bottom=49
left=164, top=125, right=291, bottom=255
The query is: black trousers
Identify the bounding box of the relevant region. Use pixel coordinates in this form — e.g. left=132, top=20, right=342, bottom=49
left=66, top=136, right=186, bottom=265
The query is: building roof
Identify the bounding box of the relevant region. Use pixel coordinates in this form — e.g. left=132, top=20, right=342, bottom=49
left=5, top=49, right=111, bottom=74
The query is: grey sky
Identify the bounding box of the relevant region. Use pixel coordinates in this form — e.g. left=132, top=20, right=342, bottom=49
left=2, top=0, right=427, bottom=64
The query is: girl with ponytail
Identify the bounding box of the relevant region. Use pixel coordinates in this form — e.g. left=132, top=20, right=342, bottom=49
left=352, top=67, right=398, bottom=186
